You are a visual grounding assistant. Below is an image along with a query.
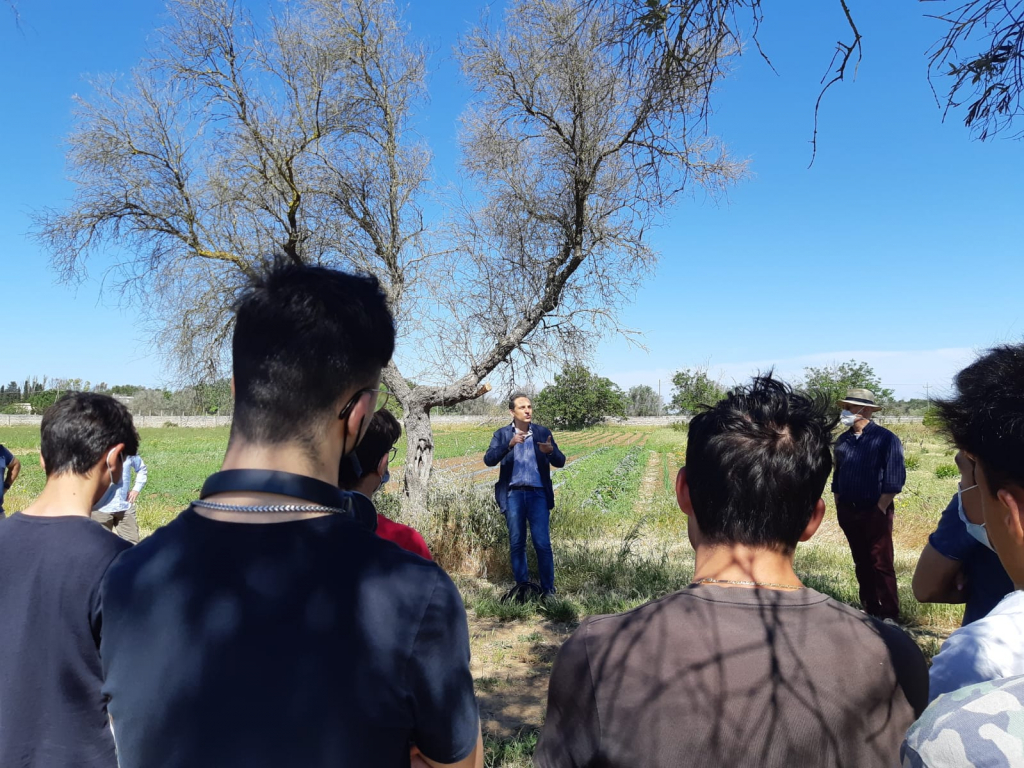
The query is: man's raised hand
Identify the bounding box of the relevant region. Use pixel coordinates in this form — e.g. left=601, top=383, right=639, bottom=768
left=509, top=431, right=528, bottom=448
left=538, top=435, right=555, bottom=454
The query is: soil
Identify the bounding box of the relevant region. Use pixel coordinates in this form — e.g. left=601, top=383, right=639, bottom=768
left=468, top=616, right=574, bottom=738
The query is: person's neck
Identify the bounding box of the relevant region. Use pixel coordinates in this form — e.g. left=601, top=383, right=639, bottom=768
left=21, top=474, right=100, bottom=518
left=199, top=438, right=343, bottom=523
left=692, top=542, right=803, bottom=590
left=513, top=419, right=531, bottom=433
left=852, top=416, right=871, bottom=434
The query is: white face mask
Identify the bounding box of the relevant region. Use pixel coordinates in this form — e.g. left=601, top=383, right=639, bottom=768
left=839, top=410, right=858, bottom=427
left=956, top=482, right=994, bottom=551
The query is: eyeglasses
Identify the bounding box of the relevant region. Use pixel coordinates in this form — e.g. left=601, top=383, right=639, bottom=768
left=388, top=446, right=398, bottom=462
left=338, top=387, right=393, bottom=420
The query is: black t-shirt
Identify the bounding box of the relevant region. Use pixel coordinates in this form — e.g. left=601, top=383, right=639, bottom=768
left=536, top=584, right=928, bottom=768
left=0, top=513, right=131, bottom=768
left=100, top=507, right=479, bottom=768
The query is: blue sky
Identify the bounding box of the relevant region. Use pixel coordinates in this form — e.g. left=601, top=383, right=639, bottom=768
left=2, top=1, right=1021, bottom=400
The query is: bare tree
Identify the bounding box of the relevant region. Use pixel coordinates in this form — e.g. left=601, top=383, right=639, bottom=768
left=34, top=0, right=742, bottom=518
left=927, top=0, right=1024, bottom=140
left=609, top=0, right=1024, bottom=152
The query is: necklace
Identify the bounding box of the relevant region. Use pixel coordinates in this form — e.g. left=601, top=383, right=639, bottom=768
left=192, top=499, right=345, bottom=515
left=691, top=577, right=805, bottom=590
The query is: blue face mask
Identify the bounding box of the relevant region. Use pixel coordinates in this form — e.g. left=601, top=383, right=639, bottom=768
left=957, top=482, right=994, bottom=551
left=377, top=470, right=390, bottom=493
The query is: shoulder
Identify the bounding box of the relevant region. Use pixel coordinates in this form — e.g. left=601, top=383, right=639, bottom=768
left=0, top=444, right=12, bottom=459
left=903, top=676, right=1024, bottom=767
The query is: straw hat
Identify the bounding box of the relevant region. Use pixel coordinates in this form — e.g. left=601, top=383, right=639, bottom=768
left=837, top=387, right=883, bottom=410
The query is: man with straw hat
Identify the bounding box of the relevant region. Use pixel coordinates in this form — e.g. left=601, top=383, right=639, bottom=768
left=832, top=387, right=906, bottom=622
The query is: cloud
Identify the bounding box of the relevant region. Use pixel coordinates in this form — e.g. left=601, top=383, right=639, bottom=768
left=608, top=348, right=978, bottom=400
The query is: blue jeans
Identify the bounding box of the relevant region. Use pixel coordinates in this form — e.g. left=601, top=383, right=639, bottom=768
left=506, top=489, right=555, bottom=592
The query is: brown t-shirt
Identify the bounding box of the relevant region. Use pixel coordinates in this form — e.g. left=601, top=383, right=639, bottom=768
left=535, top=585, right=928, bottom=768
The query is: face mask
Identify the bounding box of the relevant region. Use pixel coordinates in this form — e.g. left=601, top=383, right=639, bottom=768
left=957, top=482, right=994, bottom=551
left=839, top=410, right=858, bottom=427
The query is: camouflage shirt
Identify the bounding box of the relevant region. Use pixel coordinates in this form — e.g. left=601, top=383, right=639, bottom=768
left=901, top=675, right=1024, bottom=767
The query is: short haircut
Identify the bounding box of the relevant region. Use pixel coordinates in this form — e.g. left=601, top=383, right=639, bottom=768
left=508, top=392, right=532, bottom=410
left=231, top=260, right=395, bottom=445
left=935, top=343, right=1024, bottom=491
left=685, top=374, right=837, bottom=553
left=338, top=409, right=402, bottom=489
left=40, top=392, right=140, bottom=477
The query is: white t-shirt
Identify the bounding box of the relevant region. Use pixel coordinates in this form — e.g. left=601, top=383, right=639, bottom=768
left=929, top=589, right=1024, bottom=702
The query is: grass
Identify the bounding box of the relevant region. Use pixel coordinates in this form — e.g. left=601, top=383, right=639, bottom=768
left=0, top=420, right=974, bottom=766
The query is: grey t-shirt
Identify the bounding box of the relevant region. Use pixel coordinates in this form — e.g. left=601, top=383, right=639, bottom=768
left=536, top=584, right=928, bottom=768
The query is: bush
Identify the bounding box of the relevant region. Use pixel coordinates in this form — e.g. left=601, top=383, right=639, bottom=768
left=935, top=463, right=959, bottom=479
left=534, top=365, right=626, bottom=430
left=922, top=407, right=944, bottom=431
left=904, top=454, right=921, bottom=471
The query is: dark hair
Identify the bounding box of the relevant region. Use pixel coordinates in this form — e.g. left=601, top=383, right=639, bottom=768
left=40, top=392, right=140, bottom=477
left=231, top=260, right=396, bottom=444
left=508, top=392, right=532, bottom=410
left=935, top=344, right=1024, bottom=491
left=339, top=409, right=402, bottom=489
left=685, top=374, right=837, bottom=553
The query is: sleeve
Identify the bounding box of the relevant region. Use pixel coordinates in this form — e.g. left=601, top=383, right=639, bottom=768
left=131, top=456, right=148, bottom=492
left=876, top=621, right=930, bottom=717
left=928, top=494, right=975, bottom=562
left=483, top=429, right=510, bottom=467
left=0, top=445, right=13, bottom=466
left=548, top=431, right=566, bottom=469
left=927, top=627, right=1000, bottom=704
left=881, top=434, right=907, bottom=494
left=534, top=623, right=601, bottom=768
left=409, top=529, right=433, bottom=561
left=408, top=571, right=479, bottom=764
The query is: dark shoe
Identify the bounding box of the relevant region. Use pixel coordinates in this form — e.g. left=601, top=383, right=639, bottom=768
left=500, top=582, right=544, bottom=605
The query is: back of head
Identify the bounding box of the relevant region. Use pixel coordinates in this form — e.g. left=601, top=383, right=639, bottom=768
left=231, top=260, right=396, bottom=445
left=936, top=343, right=1024, bottom=491
left=339, top=409, right=402, bottom=489
left=685, top=374, right=837, bottom=553
left=41, top=392, right=140, bottom=477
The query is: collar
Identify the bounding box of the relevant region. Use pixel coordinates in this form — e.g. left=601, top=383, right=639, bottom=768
left=200, top=469, right=377, bottom=531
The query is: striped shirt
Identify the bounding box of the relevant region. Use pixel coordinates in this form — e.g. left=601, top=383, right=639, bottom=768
left=831, top=421, right=906, bottom=503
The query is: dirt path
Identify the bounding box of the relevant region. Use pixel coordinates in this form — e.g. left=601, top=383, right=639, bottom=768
left=634, top=449, right=663, bottom=516
left=469, top=616, right=573, bottom=737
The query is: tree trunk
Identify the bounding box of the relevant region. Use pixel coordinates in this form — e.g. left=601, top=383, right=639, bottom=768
left=401, top=399, right=434, bottom=522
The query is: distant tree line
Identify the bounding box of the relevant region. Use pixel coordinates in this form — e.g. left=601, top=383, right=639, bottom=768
left=0, top=377, right=234, bottom=416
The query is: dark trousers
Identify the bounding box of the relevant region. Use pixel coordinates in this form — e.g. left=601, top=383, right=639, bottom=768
left=836, top=498, right=899, bottom=620
left=506, top=488, right=555, bottom=592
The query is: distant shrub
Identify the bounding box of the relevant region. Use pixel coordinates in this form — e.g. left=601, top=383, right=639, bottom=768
left=922, top=407, right=944, bottom=430
left=935, top=463, right=959, bottom=479
left=904, top=454, right=921, bottom=471
left=670, top=420, right=689, bottom=433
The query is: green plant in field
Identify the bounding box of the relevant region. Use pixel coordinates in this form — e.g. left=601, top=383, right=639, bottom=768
left=904, top=454, right=921, bottom=471
left=539, top=596, right=580, bottom=623
left=935, top=464, right=959, bottom=479
left=484, top=731, right=540, bottom=768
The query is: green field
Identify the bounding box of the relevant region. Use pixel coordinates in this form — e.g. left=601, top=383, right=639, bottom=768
left=1, top=421, right=967, bottom=766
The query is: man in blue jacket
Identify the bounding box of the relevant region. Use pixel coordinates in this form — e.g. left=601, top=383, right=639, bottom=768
left=484, top=393, right=565, bottom=595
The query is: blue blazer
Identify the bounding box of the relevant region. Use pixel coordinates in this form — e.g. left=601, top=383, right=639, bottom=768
left=483, top=423, right=566, bottom=513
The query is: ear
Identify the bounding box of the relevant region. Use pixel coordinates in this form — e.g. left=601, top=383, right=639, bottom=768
left=340, top=392, right=375, bottom=447
left=996, top=488, right=1024, bottom=547
left=675, top=467, right=693, bottom=516
left=230, top=376, right=236, bottom=398
left=799, top=498, right=826, bottom=543
left=376, top=454, right=388, bottom=478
